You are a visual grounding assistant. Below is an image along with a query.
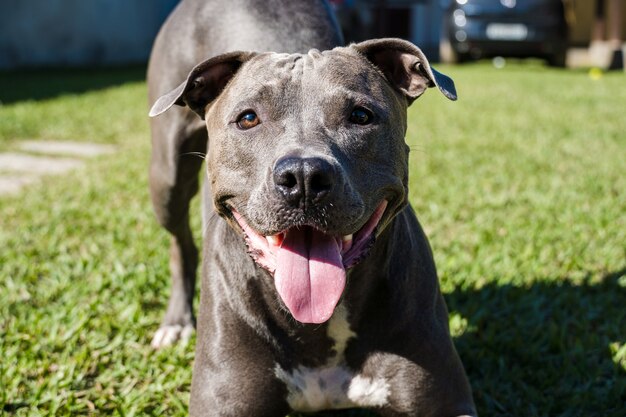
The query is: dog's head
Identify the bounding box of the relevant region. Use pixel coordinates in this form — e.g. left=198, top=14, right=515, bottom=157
left=150, top=38, right=456, bottom=324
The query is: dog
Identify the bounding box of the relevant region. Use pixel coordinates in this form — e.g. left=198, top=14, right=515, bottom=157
left=148, top=1, right=476, bottom=416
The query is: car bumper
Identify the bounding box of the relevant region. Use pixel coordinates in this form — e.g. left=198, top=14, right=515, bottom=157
left=447, top=13, right=567, bottom=58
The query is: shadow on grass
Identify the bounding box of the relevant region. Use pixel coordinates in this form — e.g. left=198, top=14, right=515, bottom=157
left=294, top=268, right=625, bottom=417
left=0, top=66, right=146, bottom=104
left=4, top=270, right=623, bottom=416
left=448, top=268, right=626, bottom=417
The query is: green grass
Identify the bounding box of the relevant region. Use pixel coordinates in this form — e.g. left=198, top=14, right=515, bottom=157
left=1, top=62, right=624, bottom=416
left=0, top=67, right=147, bottom=150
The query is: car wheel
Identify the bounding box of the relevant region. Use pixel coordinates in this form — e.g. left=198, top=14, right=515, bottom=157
left=547, top=49, right=567, bottom=68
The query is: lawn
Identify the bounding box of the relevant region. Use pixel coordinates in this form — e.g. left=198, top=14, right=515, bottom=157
left=1, top=61, right=624, bottom=416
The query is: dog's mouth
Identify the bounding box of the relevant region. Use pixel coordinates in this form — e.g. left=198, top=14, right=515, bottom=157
left=230, top=200, right=388, bottom=324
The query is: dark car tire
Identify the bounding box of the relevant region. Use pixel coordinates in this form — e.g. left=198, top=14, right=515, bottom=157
left=547, top=49, right=567, bottom=68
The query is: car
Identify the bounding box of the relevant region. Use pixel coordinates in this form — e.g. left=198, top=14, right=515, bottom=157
left=441, top=0, right=568, bottom=66
left=331, top=0, right=429, bottom=44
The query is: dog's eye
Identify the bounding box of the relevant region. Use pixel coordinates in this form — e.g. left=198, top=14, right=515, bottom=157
left=237, top=111, right=260, bottom=130
left=349, top=107, right=373, bottom=125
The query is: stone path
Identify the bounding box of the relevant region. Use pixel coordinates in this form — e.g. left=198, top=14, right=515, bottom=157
left=0, top=141, right=115, bottom=196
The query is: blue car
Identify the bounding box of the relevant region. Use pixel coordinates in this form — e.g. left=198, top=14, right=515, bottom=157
left=442, top=0, right=568, bottom=66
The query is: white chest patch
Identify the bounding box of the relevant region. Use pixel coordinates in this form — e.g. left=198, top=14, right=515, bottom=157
left=275, top=305, right=390, bottom=412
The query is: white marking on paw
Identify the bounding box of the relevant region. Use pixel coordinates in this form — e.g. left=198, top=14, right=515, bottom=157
left=347, top=375, right=390, bottom=407
left=151, top=324, right=194, bottom=349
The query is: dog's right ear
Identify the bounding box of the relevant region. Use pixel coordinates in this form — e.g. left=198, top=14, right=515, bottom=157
left=149, top=51, right=257, bottom=119
left=351, top=38, right=457, bottom=104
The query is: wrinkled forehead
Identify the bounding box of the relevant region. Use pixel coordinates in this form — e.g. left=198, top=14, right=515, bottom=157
left=241, top=49, right=345, bottom=83
left=229, top=48, right=388, bottom=98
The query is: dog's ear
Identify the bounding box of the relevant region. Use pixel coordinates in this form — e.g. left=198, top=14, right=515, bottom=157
left=149, top=51, right=257, bottom=119
left=351, top=38, right=457, bottom=104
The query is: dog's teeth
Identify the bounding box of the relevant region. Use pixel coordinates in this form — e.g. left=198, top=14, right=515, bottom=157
left=266, top=235, right=281, bottom=246
left=342, top=234, right=353, bottom=253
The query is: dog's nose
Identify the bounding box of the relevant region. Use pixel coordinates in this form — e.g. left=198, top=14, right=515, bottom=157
left=273, top=156, right=335, bottom=207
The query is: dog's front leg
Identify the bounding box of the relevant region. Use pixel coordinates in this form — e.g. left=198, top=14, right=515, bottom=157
left=189, top=359, right=290, bottom=417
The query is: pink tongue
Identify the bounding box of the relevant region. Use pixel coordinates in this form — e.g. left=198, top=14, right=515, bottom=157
left=275, top=228, right=346, bottom=324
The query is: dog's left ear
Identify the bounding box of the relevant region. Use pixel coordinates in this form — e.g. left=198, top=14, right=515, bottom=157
left=351, top=38, right=457, bottom=104
left=149, top=51, right=257, bottom=119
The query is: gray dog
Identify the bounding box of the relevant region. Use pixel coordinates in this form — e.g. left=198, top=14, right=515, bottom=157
left=148, top=1, right=476, bottom=416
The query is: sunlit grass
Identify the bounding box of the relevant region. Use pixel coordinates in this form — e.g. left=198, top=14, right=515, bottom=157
left=1, top=62, right=624, bottom=416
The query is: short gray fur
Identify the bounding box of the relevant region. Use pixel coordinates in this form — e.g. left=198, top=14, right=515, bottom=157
left=147, top=1, right=475, bottom=416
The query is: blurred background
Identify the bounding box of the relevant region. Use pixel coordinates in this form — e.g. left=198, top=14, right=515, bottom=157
left=0, top=0, right=624, bottom=70
left=1, top=1, right=624, bottom=416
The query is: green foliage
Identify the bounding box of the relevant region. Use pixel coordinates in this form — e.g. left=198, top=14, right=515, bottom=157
left=1, top=62, right=624, bottom=416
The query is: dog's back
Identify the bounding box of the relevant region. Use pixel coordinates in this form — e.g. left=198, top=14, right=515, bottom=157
left=148, top=0, right=343, bottom=106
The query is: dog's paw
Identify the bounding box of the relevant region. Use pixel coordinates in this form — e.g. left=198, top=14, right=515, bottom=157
left=151, top=324, right=194, bottom=349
